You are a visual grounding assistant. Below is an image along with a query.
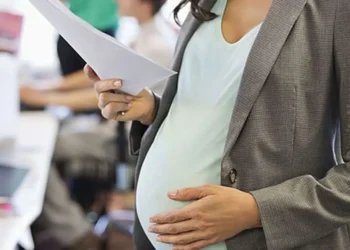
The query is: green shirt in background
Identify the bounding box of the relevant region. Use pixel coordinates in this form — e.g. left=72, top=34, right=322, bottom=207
left=69, top=0, right=118, bottom=31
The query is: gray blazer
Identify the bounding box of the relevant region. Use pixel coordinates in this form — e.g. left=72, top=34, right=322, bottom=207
left=129, top=0, right=350, bottom=249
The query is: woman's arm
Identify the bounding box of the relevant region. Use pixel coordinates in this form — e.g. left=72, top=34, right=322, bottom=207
left=129, top=93, right=161, bottom=155
left=20, top=86, right=98, bottom=111
left=250, top=1, right=350, bottom=249
left=47, top=88, right=98, bottom=111
left=51, top=70, right=93, bottom=91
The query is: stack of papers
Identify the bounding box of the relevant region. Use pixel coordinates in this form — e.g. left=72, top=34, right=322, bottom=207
left=29, top=0, right=176, bottom=95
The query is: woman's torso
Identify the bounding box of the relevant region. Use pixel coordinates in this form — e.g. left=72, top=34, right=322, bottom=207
left=134, top=0, right=348, bottom=249
left=136, top=0, right=262, bottom=249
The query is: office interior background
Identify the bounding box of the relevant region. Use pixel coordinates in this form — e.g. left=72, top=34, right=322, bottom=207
left=0, top=0, right=187, bottom=249
left=2, top=0, right=187, bottom=71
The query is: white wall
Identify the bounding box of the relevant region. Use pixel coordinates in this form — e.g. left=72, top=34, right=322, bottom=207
left=1, top=0, right=59, bottom=70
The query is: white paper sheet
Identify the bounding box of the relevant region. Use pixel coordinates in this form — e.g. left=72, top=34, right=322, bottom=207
left=28, top=0, right=176, bottom=95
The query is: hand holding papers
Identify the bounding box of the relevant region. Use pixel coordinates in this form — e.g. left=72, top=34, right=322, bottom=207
left=29, top=0, right=176, bottom=95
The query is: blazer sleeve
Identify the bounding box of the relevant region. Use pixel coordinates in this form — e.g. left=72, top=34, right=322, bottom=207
left=250, top=1, right=350, bottom=249
left=129, top=92, right=161, bottom=156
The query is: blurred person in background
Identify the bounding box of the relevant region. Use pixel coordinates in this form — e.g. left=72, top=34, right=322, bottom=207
left=116, top=0, right=178, bottom=95
left=20, top=0, right=178, bottom=217
left=21, top=0, right=178, bottom=249
left=20, top=0, right=177, bottom=106
left=28, top=1, right=122, bottom=250
left=57, top=0, right=119, bottom=88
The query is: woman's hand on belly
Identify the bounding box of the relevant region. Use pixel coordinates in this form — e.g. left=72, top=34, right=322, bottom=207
left=148, top=185, right=261, bottom=250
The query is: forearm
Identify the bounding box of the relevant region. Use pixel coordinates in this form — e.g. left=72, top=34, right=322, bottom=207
left=47, top=88, right=98, bottom=111
left=52, top=70, right=92, bottom=91
left=129, top=92, right=161, bottom=155
left=251, top=165, right=350, bottom=250
left=251, top=1, right=350, bottom=249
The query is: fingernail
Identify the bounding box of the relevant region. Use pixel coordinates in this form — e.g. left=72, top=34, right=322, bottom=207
left=156, top=236, right=161, bottom=242
left=114, top=80, right=122, bottom=87
left=149, top=217, right=155, bottom=223
left=148, top=226, right=154, bottom=232
left=126, top=96, right=133, bottom=101
left=168, top=190, right=177, bottom=198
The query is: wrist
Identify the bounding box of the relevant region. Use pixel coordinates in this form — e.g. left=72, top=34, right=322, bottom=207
left=140, top=104, right=156, bottom=125
left=140, top=90, right=157, bottom=125
left=245, top=193, right=262, bottom=229
left=45, top=92, right=56, bottom=106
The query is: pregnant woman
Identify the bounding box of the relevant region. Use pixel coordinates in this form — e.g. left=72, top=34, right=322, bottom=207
left=87, top=0, right=350, bottom=249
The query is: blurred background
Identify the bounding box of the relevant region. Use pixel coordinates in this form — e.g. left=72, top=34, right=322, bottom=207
left=0, top=0, right=188, bottom=249
left=6, top=0, right=187, bottom=69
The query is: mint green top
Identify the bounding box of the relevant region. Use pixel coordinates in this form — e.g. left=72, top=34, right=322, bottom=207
left=69, top=0, right=118, bottom=30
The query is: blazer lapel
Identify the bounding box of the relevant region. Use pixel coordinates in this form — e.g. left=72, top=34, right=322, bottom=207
left=223, top=0, right=308, bottom=156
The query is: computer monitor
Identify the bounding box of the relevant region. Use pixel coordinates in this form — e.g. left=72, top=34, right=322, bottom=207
left=0, top=10, right=22, bottom=156
left=0, top=163, right=28, bottom=201
left=0, top=53, right=19, bottom=156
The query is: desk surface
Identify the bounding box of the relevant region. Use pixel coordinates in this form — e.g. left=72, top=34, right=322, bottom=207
left=0, top=112, right=58, bottom=250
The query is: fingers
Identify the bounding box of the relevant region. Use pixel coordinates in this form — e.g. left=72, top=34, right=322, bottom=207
left=94, top=79, right=123, bottom=94
left=98, top=92, right=134, bottom=121
left=101, top=102, right=131, bottom=120
left=84, top=64, right=100, bottom=81
left=150, top=207, right=192, bottom=224
left=168, top=185, right=217, bottom=201
left=156, top=230, right=209, bottom=245
left=149, top=220, right=195, bottom=235
left=84, top=65, right=123, bottom=95
left=98, top=92, right=134, bottom=109
left=85, top=64, right=137, bottom=121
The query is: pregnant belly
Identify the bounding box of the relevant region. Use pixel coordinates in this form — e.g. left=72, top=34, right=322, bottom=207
left=136, top=155, right=227, bottom=250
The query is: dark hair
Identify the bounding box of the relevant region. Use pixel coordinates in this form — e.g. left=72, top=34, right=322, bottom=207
left=173, top=0, right=217, bottom=25
left=142, top=0, right=167, bottom=15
